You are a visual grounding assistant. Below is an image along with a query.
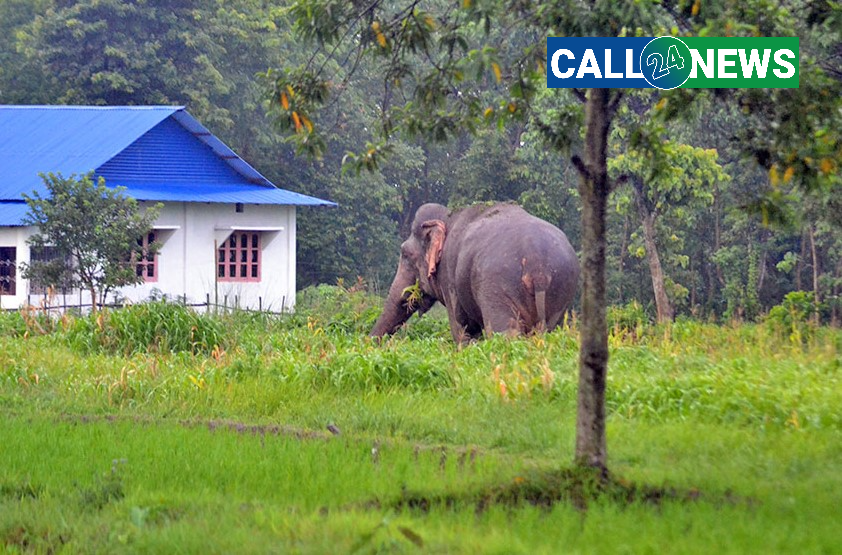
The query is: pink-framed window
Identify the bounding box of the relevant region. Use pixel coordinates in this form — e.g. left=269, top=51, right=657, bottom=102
left=218, top=232, right=261, bottom=282
left=136, top=231, right=158, bottom=282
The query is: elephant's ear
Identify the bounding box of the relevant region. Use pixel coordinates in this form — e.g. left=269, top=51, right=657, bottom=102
left=421, top=220, right=446, bottom=278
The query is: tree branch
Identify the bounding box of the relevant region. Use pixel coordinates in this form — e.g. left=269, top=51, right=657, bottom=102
left=571, top=88, right=586, bottom=103
left=611, top=173, right=630, bottom=193
left=607, top=90, right=624, bottom=120
left=571, top=154, right=588, bottom=178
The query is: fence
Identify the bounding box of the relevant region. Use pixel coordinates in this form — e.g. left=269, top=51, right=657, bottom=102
left=1, top=291, right=289, bottom=316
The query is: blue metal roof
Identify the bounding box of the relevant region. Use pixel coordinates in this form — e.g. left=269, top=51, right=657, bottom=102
left=118, top=183, right=335, bottom=205
left=0, top=105, right=334, bottom=225
left=0, top=202, right=29, bottom=227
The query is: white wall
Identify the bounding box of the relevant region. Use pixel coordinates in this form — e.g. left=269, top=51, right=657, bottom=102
left=0, top=202, right=297, bottom=312
left=123, top=202, right=297, bottom=311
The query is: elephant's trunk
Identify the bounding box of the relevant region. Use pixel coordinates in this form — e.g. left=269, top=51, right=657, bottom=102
left=371, top=259, right=417, bottom=337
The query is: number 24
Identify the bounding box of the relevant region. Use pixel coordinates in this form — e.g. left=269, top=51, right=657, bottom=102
left=647, top=45, right=684, bottom=80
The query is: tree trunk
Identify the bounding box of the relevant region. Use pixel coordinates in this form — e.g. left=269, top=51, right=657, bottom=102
left=713, top=190, right=726, bottom=287
left=617, top=213, right=629, bottom=304
left=809, top=224, right=820, bottom=323
left=635, top=188, right=673, bottom=323
left=833, top=258, right=842, bottom=327
left=796, top=228, right=807, bottom=291
left=574, top=88, right=612, bottom=475
left=689, top=255, right=696, bottom=312
left=89, top=285, right=98, bottom=314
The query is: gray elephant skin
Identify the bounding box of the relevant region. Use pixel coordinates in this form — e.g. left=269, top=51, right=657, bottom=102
left=371, top=202, right=580, bottom=343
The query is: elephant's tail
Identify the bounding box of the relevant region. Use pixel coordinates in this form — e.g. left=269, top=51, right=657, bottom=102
left=522, top=257, right=551, bottom=330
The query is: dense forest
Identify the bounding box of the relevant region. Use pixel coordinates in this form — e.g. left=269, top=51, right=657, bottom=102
left=1, top=0, right=840, bottom=323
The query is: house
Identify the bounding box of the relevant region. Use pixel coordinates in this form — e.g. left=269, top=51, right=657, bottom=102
left=0, top=105, right=334, bottom=311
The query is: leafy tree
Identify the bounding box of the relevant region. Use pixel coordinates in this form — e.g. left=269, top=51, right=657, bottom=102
left=451, top=129, right=526, bottom=206
left=22, top=173, right=161, bottom=312
left=13, top=0, right=286, bottom=131
left=6, top=0, right=841, bottom=471
left=610, top=142, right=728, bottom=322
left=267, top=0, right=842, bottom=475
left=0, top=0, right=53, bottom=103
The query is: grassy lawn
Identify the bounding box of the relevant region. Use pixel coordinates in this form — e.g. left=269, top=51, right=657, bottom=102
left=1, top=289, right=840, bottom=553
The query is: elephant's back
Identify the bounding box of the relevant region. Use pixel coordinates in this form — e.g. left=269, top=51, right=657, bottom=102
left=456, top=205, right=576, bottom=265
left=454, top=205, right=579, bottom=312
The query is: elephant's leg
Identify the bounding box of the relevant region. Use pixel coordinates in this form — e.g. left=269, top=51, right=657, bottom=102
left=444, top=289, right=481, bottom=345
left=446, top=310, right=469, bottom=345
left=479, top=299, right=524, bottom=337
left=545, top=309, right=566, bottom=332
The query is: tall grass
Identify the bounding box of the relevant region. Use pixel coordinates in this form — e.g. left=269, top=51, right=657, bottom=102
left=1, top=286, right=841, bottom=551
left=1, top=287, right=839, bottom=433
left=58, top=301, right=226, bottom=355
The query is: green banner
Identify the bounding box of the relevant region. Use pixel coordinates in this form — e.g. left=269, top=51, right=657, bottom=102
left=681, top=37, right=799, bottom=88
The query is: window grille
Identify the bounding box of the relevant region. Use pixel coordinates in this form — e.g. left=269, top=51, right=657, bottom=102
left=0, top=247, right=16, bottom=295
left=136, top=231, right=158, bottom=282
left=217, top=232, right=261, bottom=282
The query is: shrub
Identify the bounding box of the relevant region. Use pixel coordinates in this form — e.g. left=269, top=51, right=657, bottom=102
left=294, top=284, right=383, bottom=334
left=0, top=310, right=28, bottom=337
left=765, top=291, right=819, bottom=344
left=65, top=301, right=225, bottom=355
left=608, top=301, right=648, bottom=338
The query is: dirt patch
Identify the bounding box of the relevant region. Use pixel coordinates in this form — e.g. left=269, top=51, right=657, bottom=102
left=15, top=412, right=488, bottom=468
left=373, top=468, right=745, bottom=513
left=46, top=412, right=332, bottom=441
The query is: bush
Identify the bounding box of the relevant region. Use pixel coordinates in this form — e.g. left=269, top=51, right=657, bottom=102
left=65, top=301, right=225, bottom=355
left=0, top=311, right=28, bottom=337
left=765, top=291, right=819, bottom=344
left=608, top=301, right=649, bottom=337
left=0, top=306, right=61, bottom=337
left=294, top=284, right=383, bottom=334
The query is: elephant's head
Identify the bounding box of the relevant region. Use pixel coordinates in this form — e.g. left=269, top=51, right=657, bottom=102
left=370, top=203, right=449, bottom=337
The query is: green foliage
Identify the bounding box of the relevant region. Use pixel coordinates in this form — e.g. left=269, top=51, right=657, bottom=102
left=64, top=302, right=225, bottom=355
left=22, top=173, right=161, bottom=310
left=1, top=315, right=841, bottom=551
left=608, top=300, right=649, bottom=336
left=4, top=0, right=840, bottom=323
left=78, top=459, right=126, bottom=511
left=765, top=291, right=820, bottom=344
left=0, top=311, right=27, bottom=337
left=292, top=283, right=385, bottom=334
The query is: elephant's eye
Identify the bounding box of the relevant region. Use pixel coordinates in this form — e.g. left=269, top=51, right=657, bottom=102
left=400, top=244, right=416, bottom=261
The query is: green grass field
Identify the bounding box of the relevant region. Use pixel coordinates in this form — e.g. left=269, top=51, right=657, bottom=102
left=1, top=288, right=840, bottom=553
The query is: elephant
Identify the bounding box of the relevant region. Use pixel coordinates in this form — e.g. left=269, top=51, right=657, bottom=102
left=371, top=202, right=580, bottom=343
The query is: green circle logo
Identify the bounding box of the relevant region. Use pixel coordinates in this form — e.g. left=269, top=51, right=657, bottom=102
left=640, top=36, right=692, bottom=90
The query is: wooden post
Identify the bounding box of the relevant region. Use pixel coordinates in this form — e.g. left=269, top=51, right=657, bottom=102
left=214, top=239, right=219, bottom=315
